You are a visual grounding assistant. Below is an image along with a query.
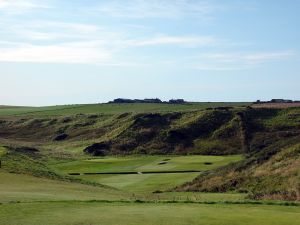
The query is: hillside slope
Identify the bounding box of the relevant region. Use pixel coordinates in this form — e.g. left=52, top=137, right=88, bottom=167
left=176, top=108, right=300, bottom=201
left=0, top=107, right=299, bottom=156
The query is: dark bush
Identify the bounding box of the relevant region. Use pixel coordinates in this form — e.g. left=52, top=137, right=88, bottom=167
left=84, top=142, right=111, bottom=156
left=54, top=133, right=68, bottom=141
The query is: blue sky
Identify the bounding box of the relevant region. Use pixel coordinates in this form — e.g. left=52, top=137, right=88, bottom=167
left=0, top=0, right=299, bottom=106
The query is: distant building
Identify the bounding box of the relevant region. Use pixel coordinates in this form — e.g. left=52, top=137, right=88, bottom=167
left=270, top=99, right=293, bottom=103
left=143, top=98, right=162, bottom=103
left=169, top=99, right=185, bottom=104
left=109, top=98, right=135, bottom=103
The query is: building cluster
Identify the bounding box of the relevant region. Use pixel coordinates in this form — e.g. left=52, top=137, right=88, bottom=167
left=109, top=98, right=186, bottom=104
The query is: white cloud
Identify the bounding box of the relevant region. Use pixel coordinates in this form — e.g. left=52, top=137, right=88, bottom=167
left=0, top=18, right=228, bottom=64
left=128, top=35, right=220, bottom=47
left=0, top=42, right=112, bottom=64
left=0, top=14, right=296, bottom=68
left=5, top=20, right=222, bottom=47
left=0, top=0, right=49, bottom=14
left=93, top=0, right=219, bottom=20
left=0, top=34, right=223, bottom=64
left=5, top=21, right=108, bottom=41
left=191, top=51, right=296, bottom=70
left=240, top=52, right=294, bottom=62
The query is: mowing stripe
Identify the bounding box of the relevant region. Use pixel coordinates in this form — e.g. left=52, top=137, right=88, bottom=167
left=69, top=170, right=202, bottom=176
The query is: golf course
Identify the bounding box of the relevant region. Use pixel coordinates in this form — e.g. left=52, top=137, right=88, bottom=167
left=0, top=102, right=299, bottom=225
left=1, top=1, right=300, bottom=223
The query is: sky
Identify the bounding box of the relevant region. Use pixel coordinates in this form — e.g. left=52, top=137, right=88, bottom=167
left=0, top=0, right=299, bottom=106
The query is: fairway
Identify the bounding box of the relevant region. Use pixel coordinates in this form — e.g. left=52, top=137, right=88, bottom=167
left=1, top=202, right=299, bottom=225
left=51, top=155, right=242, bottom=193
left=0, top=102, right=249, bottom=117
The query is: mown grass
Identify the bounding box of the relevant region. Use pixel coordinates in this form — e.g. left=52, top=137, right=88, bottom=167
left=1, top=201, right=299, bottom=225
left=82, top=173, right=200, bottom=193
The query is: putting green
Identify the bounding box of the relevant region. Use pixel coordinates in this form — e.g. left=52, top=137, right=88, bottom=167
left=51, top=155, right=242, bottom=193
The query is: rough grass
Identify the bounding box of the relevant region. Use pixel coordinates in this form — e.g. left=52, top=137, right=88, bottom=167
left=0, top=146, right=6, bottom=157
left=252, top=103, right=300, bottom=109
left=177, top=142, right=300, bottom=201
left=1, top=202, right=299, bottom=225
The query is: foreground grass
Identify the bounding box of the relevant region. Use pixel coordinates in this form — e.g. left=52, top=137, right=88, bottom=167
left=1, top=201, right=299, bottom=225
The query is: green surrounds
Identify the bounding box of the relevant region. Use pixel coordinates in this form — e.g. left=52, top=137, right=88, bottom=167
left=3, top=150, right=298, bottom=225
